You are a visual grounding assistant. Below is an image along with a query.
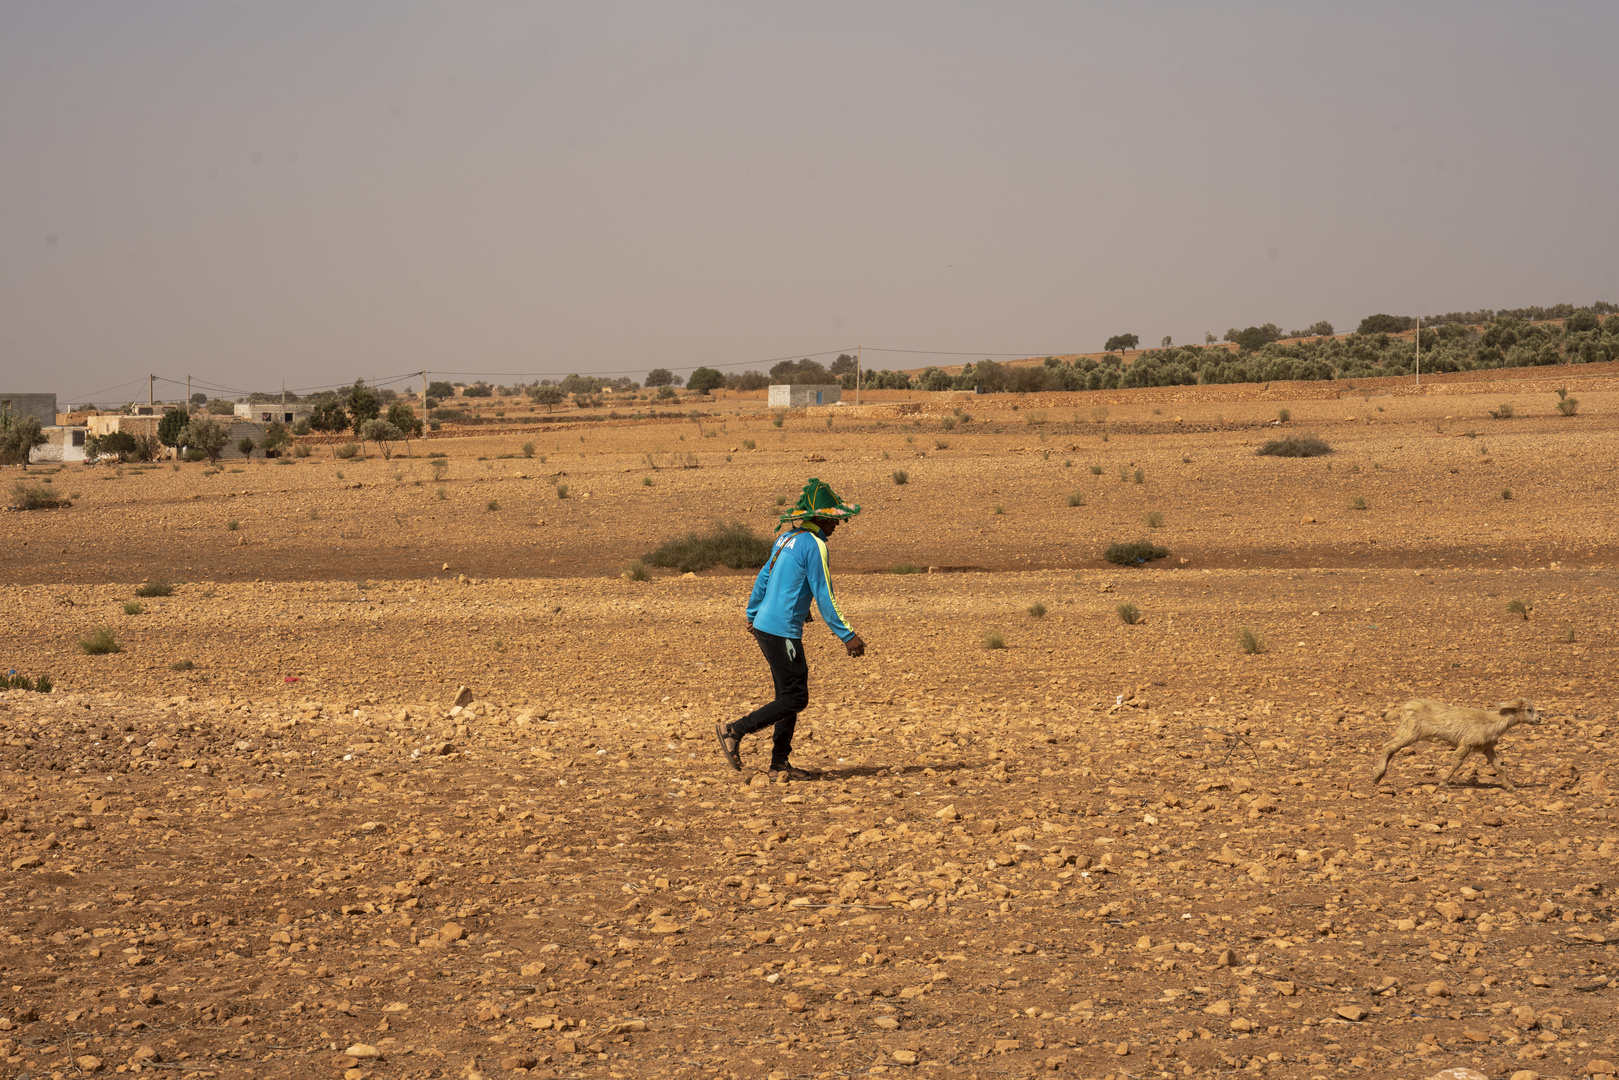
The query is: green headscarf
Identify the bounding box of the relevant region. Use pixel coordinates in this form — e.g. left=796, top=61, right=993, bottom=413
left=778, top=477, right=861, bottom=530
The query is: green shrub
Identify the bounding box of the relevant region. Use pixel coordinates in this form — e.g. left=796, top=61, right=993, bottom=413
left=623, top=559, right=650, bottom=581
left=183, top=448, right=207, bottom=462
left=135, top=580, right=174, bottom=598
left=293, top=443, right=312, bottom=458
left=1089, top=464, right=1103, bottom=475
left=641, top=476, right=654, bottom=487
left=775, top=494, right=787, bottom=506
left=1256, top=435, right=1332, bottom=457
left=80, top=627, right=122, bottom=655
left=226, top=519, right=240, bottom=531
left=237, top=436, right=257, bottom=458
left=981, top=631, right=1005, bottom=650
left=941, top=417, right=955, bottom=432
left=555, top=483, right=569, bottom=499
left=1117, top=602, right=1142, bottom=625
left=486, top=499, right=500, bottom=512
left=335, top=442, right=361, bottom=459
left=521, top=441, right=535, bottom=458
left=1026, top=602, right=1046, bottom=618
left=1350, top=496, right=1368, bottom=510
left=1132, top=469, right=1144, bottom=484
left=934, top=439, right=949, bottom=450
left=1557, top=396, right=1580, bottom=416
left=1103, top=540, right=1169, bottom=565
left=1238, top=626, right=1264, bottom=654
left=1488, top=402, right=1514, bottom=419
left=1067, top=491, right=1086, bottom=507
left=771, top=414, right=784, bottom=428
left=1277, top=408, right=1291, bottom=423
left=123, top=602, right=143, bottom=615
left=1506, top=598, right=1531, bottom=620
left=1142, top=510, right=1164, bottom=528
left=742, top=439, right=756, bottom=450
left=171, top=659, right=195, bottom=671
left=642, top=521, right=772, bottom=573
left=10, top=481, right=68, bottom=510
left=993, top=504, right=1004, bottom=515
left=1501, top=488, right=1512, bottom=500
left=891, top=563, right=920, bottom=575
left=1561, top=626, right=1577, bottom=643
left=892, top=470, right=909, bottom=485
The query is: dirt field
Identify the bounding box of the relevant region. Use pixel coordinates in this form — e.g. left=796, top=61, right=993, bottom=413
left=2, top=366, right=1617, bottom=1080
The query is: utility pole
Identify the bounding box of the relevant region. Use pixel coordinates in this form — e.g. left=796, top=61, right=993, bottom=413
left=855, top=345, right=861, bottom=407
left=187, top=375, right=191, bottom=411
left=149, top=374, right=154, bottom=411
left=422, top=370, right=428, bottom=400
left=1415, top=315, right=1421, bottom=388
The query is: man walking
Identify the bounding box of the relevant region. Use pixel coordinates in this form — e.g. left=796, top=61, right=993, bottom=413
left=716, top=478, right=866, bottom=780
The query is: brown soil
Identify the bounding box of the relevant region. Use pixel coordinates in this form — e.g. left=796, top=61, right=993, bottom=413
left=1, top=367, right=1616, bottom=1080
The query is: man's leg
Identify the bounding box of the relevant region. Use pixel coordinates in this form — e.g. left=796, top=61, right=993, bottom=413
left=729, top=633, right=809, bottom=764
left=767, top=637, right=809, bottom=768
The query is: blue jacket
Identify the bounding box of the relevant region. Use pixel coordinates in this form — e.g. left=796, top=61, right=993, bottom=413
left=746, top=525, right=856, bottom=642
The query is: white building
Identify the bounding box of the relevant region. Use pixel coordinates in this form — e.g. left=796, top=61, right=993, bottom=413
left=767, top=384, right=842, bottom=408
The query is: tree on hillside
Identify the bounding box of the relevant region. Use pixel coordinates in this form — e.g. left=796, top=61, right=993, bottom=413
left=1357, top=314, right=1416, bottom=335
left=427, top=380, right=455, bottom=399
left=1104, top=334, right=1140, bottom=354
left=1231, top=324, right=1283, bottom=353
left=687, top=367, right=724, bottom=395
left=386, top=402, right=423, bottom=453
left=344, top=381, right=380, bottom=431
left=1307, top=320, right=1335, bottom=338
left=180, top=416, right=228, bottom=464
left=0, top=413, right=47, bottom=469
left=829, top=354, right=857, bottom=377
left=309, top=399, right=349, bottom=443
left=725, top=370, right=769, bottom=392
left=461, top=382, right=493, bottom=398
left=360, top=418, right=405, bottom=460
left=528, top=386, right=565, bottom=412
left=259, top=421, right=289, bottom=456
left=1160, top=335, right=1173, bottom=348
left=644, top=368, right=676, bottom=387
left=189, top=392, right=208, bottom=407
left=157, top=408, right=189, bottom=449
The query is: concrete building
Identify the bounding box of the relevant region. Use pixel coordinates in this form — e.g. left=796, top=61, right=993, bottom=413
left=36, top=426, right=89, bottom=463
left=767, top=384, right=842, bottom=408
left=235, top=401, right=313, bottom=425
left=0, top=393, right=58, bottom=427
left=87, top=414, right=161, bottom=440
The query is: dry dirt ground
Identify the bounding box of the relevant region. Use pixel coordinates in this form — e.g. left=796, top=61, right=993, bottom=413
left=2, top=367, right=1618, bottom=1080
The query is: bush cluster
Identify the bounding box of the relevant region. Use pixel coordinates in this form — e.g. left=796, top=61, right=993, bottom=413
left=642, top=521, right=773, bottom=573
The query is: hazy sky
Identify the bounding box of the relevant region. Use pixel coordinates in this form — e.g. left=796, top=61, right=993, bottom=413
left=4, top=2, right=1616, bottom=405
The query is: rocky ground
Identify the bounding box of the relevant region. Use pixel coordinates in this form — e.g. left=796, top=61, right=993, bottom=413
left=2, top=366, right=1617, bottom=1080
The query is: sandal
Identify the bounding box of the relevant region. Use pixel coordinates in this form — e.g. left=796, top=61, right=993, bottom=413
left=715, top=721, right=742, bottom=771
left=769, top=762, right=817, bottom=782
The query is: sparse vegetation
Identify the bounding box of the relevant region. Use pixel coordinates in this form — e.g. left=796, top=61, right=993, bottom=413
left=993, top=504, right=1004, bottom=515
left=1256, top=435, right=1332, bottom=457
left=80, top=627, right=122, bottom=655
left=1488, top=403, right=1514, bottom=419
left=1103, top=540, right=1169, bottom=565
left=1561, top=626, right=1577, bottom=643
left=171, top=659, right=195, bottom=671
left=226, top=519, right=240, bottom=531
left=981, top=631, right=1005, bottom=650
left=1350, top=496, right=1368, bottom=510
left=1117, top=602, right=1143, bottom=625
left=1142, top=511, right=1164, bottom=528
left=642, top=521, right=772, bottom=573
left=335, top=442, right=361, bottom=459
left=1238, top=626, right=1264, bottom=655
left=1026, top=602, right=1046, bottom=618
left=892, top=470, right=909, bottom=485
left=522, top=441, right=535, bottom=458
left=1067, top=491, right=1086, bottom=507
left=486, top=499, right=500, bottom=512
left=123, top=601, right=144, bottom=615
left=641, top=476, right=654, bottom=487
left=1277, top=408, right=1291, bottom=423
left=1132, top=469, right=1145, bottom=484
left=555, top=483, right=570, bottom=499
left=1506, top=598, right=1532, bottom=621
left=1089, top=464, right=1103, bottom=475
left=623, top=560, right=650, bottom=581
left=10, top=480, right=69, bottom=510
left=934, top=439, right=949, bottom=450
left=135, top=580, right=174, bottom=598
left=742, top=439, right=756, bottom=450
left=1501, top=488, right=1512, bottom=500
left=1557, top=396, right=1580, bottom=416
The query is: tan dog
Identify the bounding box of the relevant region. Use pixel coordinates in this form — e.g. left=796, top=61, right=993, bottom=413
left=1372, top=697, right=1539, bottom=789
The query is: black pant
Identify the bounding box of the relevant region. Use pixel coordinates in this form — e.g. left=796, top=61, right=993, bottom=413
left=733, top=630, right=809, bottom=767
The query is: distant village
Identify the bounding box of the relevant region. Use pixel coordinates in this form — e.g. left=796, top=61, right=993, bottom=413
left=2, top=390, right=330, bottom=464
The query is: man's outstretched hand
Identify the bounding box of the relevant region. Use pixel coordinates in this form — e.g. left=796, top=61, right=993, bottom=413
left=845, top=634, right=867, bottom=658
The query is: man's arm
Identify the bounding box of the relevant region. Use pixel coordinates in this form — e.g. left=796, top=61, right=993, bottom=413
left=806, top=537, right=862, bottom=654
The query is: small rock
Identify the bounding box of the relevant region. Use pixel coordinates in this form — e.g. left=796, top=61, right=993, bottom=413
left=935, top=804, right=959, bottom=821
left=1426, top=1070, right=1489, bottom=1080
left=76, top=1056, right=103, bottom=1072
left=1113, top=1041, right=1130, bottom=1056
left=1202, top=999, right=1231, bottom=1015
left=1510, top=1072, right=1541, bottom=1080
left=874, top=1016, right=899, bottom=1030
left=500, top=1055, right=539, bottom=1071
left=782, top=992, right=806, bottom=1013
left=451, top=685, right=474, bottom=707
left=344, top=1044, right=381, bottom=1059
left=892, top=1049, right=919, bottom=1065
left=555, top=1038, right=577, bottom=1055
left=1214, top=948, right=1236, bottom=967
left=1336, top=1005, right=1367, bottom=1022
left=1585, top=1060, right=1615, bottom=1077
left=1426, top=980, right=1451, bottom=997
left=10, top=855, right=42, bottom=870
left=439, top=921, right=465, bottom=942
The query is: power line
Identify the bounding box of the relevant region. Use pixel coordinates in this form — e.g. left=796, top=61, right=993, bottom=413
left=860, top=346, right=1075, bottom=358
